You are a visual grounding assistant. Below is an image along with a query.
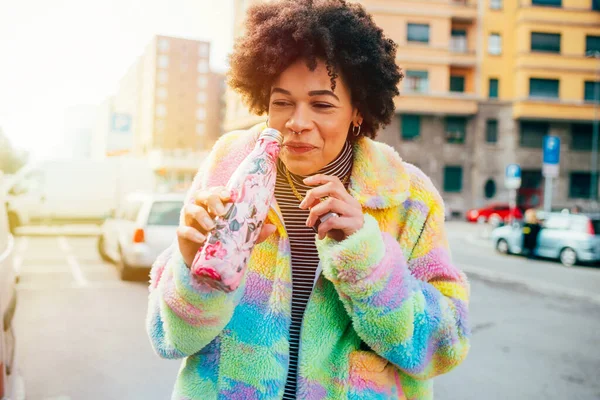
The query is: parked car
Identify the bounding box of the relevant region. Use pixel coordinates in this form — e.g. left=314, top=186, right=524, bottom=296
left=491, top=211, right=600, bottom=267
left=98, top=193, right=184, bottom=281
left=466, top=203, right=523, bottom=223
left=0, top=174, right=25, bottom=399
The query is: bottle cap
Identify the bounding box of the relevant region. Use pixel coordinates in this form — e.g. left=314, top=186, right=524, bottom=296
left=260, top=128, right=283, bottom=144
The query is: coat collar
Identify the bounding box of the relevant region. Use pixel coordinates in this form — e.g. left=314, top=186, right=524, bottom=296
left=242, top=123, right=410, bottom=210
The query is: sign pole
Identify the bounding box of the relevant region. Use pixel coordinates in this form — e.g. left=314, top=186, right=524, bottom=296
left=542, top=136, right=560, bottom=214
left=544, top=177, right=553, bottom=213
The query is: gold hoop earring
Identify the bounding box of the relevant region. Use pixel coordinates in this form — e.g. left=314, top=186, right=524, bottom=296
left=352, top=124, right=362, bottom=137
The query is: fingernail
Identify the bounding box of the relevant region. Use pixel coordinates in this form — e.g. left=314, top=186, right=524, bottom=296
left=203, top=217, right=215, bottom=230
left=194, top=232, right=206, bottom=242
left=220, top=189, right=230, bottom=198
left=216, top=204, right=226, bottom=215
left=299, top=200, right=305, bottom=209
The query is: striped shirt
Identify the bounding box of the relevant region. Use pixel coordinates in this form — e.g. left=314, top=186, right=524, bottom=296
left=276, top=141, right=353, bottom=399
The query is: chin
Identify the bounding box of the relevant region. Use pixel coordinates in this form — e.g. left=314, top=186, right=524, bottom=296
left=281, top=157, right=320, bottom=176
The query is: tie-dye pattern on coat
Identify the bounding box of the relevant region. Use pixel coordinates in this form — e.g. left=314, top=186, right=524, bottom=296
left=146, top=123, right=470, bottom=399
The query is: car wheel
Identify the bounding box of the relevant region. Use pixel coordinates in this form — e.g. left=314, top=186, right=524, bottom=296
left=559, top=247, right=577, bottom=267
left=496, top=239, right=510, bottom=255
left=118, top=249, right=136, bottom=281
left=97, top=236, right=111, bottom=262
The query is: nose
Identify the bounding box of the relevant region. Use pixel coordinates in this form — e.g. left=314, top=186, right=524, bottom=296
left=285, top=103, right=313, bottom=134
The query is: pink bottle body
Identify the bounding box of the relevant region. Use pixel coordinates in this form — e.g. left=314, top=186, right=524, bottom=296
left=191, top=128, right=283, bottom=292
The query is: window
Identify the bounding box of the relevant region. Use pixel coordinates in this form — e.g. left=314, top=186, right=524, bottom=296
left=155, top=104, right=167, bottom=117
left=587, top=36, right=600, bottom=54
left=197, top=60, right=209, bottom=73
left=520, top=121, right=548, bottom=148
left=488, top=33, right=502, bottom=55
left=484, top=179, right=497, bottom=199
left=196, top=123, right=206, bottom=136
left=401, top=115, right=421, bottom=140
left=585, top=81, right=600, bottom=103
left=489, top=78, right=499, bottom=98
left=158, top=70, right=168, bottom=84
left=531, top=32, right=561, bottom=53
left=199, top=43, right=209, bottom=57
left=571, top=123, right=597, bottom=151
left=490, top=0, right=502, bottom=9
left=594, top=0, right=600, bottom=11
left=570, top=172, right=598, bottom=199
left=158, top=55, right=169, bottom=69
left=156, top=87, right=168, bottom=100
left=405, top=70, right=429, bottom=92
left=531, top=0, right=562, bottom=6
left=544, top=215, right=571, bottom=230
left=197, top=92, right=207, bottom=103
left=446, top=117, right=467, bottom=144
left=158, top=38, right=170, bottom=52
left=486, top=119, right=498, bottom=143
left=450, top=29, right=467, bottom=53
left=444, top=166, right=463, bottom=193
left=529, top=78, right=559, bottom=98
left=450, top=76, right=465, bottom=93
left=196, top=108, right=206, bottom=120
left=521, top=170, right=543, bottom=189
left=407, top=23, right=430, bottom=43
left=198, top=76, right=208, bottom=88
left=148, top=201, right=184, bottom=226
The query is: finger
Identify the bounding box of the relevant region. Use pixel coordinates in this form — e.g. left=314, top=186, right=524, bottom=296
left=256, top=224, right=277, bottom=244
left=177, top=225, right=207, bottom=244
left=194, top=193, right=229, bottom=217
left=194, top=187, right=231, bottom=206
left=306, top=197, right=352, bottom=227
left=184, top=203, right=216, bottom=233
left=300, top=179, right=353, bottom=210
left=317, top=214, right=349, bottom=240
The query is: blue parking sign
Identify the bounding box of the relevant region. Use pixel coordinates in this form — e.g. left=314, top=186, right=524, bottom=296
left=505, top=164, right=521, bottom=189
left=543, top=136, right=560, bottom=165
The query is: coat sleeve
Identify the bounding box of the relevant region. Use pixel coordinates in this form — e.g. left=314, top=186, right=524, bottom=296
left=145, top=132, right=249, bottom=359
left=315, top=182, right=470, bottom=380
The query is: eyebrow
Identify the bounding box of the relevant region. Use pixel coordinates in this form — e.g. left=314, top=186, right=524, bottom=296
left=271, top=87, right=340, bottom=101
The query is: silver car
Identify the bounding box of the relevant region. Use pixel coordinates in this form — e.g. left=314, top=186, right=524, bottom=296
left=0, top=175, right=25, bottom=399
left=491, top=212, right=600, bottom=267
left=98, top=193, right=184, bottom=280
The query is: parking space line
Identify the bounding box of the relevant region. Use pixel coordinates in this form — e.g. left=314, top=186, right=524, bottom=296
left=58, top=236, right=88, bottom=287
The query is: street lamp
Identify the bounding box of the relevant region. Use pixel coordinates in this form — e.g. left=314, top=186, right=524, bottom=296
left=586, top=50, right=600, bottom=207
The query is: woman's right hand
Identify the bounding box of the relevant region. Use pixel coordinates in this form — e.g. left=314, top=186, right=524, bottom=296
left=177, top=186, right=277, bottom=268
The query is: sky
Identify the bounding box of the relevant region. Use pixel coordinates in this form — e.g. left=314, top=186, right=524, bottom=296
left=0, top=0, right=235, bottom=159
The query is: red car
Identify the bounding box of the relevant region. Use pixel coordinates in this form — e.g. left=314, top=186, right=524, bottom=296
left=466, top=203, right=523, bottom=223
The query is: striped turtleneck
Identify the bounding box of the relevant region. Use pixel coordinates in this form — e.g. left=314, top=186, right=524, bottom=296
left=276, top=140, right=354, bottom=399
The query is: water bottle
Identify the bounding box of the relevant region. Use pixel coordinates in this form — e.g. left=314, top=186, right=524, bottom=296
left=191, top=128, right=283, bottom=292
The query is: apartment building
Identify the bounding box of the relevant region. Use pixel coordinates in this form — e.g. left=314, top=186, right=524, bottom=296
left=225, top=0, right=600, bottom=213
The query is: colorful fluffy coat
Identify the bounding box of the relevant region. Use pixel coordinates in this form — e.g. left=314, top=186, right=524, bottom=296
left=146, top=123, right=470, bottom=399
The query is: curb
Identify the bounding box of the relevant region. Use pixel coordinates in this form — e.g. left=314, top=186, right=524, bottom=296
left=460, top=263, right=600, bottom=306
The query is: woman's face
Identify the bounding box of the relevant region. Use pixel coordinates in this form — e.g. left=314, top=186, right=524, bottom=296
left=268, top=59, right=362, bottom=176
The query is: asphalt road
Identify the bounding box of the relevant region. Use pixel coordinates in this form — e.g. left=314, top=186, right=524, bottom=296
left=12, top=230, right=600, bottom=400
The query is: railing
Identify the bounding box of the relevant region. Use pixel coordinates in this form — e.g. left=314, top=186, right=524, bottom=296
left=450, top=37, right=468, bottom=53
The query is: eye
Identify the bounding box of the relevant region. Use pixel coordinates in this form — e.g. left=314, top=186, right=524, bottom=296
left=313, top=103, right=334, bottom=109
left=272, top=100, right=291, bottom=107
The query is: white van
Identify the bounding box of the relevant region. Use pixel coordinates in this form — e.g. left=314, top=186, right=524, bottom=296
left=5, top=158, right=156, bottom=231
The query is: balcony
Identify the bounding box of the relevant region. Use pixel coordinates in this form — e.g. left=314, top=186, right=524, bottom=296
left=517, top=2, right=598, bottom=26
left=449, top=37, right=477, bottom=66
left=516, top=52, right=598, bottom=72
left=513, top=98, right=596, bottom=121
left=396, top=90, right=479, bottom=115
left=450, top=0, right=478, bottom=21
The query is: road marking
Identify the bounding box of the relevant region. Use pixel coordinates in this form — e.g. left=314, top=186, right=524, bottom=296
left=58, top=236, right=88, bottom=287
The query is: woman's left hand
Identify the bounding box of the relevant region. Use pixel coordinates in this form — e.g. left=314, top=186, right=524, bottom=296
left=299, top=174, right=364, bottom=241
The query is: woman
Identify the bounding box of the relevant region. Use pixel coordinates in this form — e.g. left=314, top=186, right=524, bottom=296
left=146, top=1, right=470, bottom=399
left=522, top=209, right=541, bottom=259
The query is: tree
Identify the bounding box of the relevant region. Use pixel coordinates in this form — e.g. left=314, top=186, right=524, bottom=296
left=0, top=127, right=28, bottom=174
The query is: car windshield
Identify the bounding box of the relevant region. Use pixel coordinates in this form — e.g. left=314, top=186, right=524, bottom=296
left=592, top=219, right=600, bottom=235
left=147, top=201, right=183, bottom=226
